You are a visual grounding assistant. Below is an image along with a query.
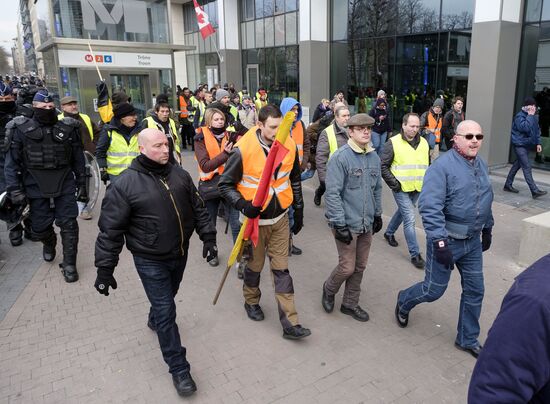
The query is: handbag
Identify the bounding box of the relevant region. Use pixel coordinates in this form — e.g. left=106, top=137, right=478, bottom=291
left=198, top=174, right=221, bottom=201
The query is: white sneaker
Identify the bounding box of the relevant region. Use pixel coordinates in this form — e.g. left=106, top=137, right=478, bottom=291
left=79, top=210, right=93, bottom=220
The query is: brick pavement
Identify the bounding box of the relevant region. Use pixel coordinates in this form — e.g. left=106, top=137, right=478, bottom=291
left=0, top=151, right=549, bottom=404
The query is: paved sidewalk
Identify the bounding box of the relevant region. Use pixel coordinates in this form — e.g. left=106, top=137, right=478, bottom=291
left=0, top=153, right=548, bottom=404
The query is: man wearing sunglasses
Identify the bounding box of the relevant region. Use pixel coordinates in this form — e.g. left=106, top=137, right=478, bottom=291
left=395, top=120, right=494, bottom=359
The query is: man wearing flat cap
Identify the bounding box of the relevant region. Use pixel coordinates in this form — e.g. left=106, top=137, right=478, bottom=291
left=58, top=96, right=100, bottom=219
left=95, top=102, right=141, bottom=184
left=4, top=89, right=87, bottom=282
left=322, top=113, right=382, bottom=322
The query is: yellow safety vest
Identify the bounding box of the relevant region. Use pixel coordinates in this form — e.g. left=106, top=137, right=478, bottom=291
left=325, top=124, right=338, bottom=158
left=144, top=116, right=181, bottom=154
left=390, top=135, right=429, bottom=192
left=106, top=130, right=139, bottom=176
left=58, top=113, right=93, bottom=141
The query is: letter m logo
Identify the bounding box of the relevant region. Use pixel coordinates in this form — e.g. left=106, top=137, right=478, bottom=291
left=80, top=0, right=148, bottom=34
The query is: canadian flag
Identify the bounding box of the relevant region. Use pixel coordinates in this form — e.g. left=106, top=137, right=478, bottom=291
left=193, top=0, right=216, bottom=40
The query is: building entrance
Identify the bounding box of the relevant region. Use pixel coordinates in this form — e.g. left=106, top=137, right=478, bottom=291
left=110, top=74, right=151, bottom=120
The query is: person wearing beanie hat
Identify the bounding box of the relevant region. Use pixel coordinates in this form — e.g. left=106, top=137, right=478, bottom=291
left=4, top=85, right=88, bottom=283
left=322, top=112, right=382, bottom=322
left=504, top=97, right=547, bottom=198
left=206, top=88, right=247, bottom=135
left=419, top=98, right=445, bottom=160
left=215, top=89, right=230, bottom=103
left=95, top=102, right=141, bottom=184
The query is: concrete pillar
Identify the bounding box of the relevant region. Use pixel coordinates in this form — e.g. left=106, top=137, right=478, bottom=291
left=217, top=0, right=242, bottom=88
left=298, top=0, right=330, bottom=124
left=466, top=0, right=524, bottom=167
left=171, top=3, right=188, bottom=88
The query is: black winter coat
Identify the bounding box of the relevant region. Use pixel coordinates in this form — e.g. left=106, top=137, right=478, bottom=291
left=95, top=158, right=216, bottom=271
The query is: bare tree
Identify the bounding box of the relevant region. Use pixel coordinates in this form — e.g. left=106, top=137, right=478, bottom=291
left=0, top=47, right=10, bottom=74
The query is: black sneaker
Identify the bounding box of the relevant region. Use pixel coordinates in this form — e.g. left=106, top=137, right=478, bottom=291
left=395, top=302, right=409, bottom=328
left=321, top=282, right=335, bottom=313
left=411, top=254, right=425, bottom=269
left=503, top=185, right=519, bottom=193
left=172, top=372, right=197, bottom=397
left=532, top=189, right=548, bottom=199
left=454, top=343, right=482, bottom=358
left=313, top=192, right=321, bottom=206
left=282, top=324, right=311, bottom=340
left=340, top=305, right=370, bottom=322
left=244, top=303, right=264, bottom=321
left=290, top=245, right=302, bottom=256
left=383, top=233, right=398, bottom=247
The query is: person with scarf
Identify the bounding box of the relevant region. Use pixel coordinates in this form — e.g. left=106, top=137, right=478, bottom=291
left=94, top=128, right=217, bottom=398
left=395, top=120, right=494, bottom=359
left=194, top=108, right=240, bottom=267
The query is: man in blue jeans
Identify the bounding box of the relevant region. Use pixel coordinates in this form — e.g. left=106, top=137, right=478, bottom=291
left=94, top=129, right=217, bottom=397
left=380, top=113, right=429, bottom=269
left=395, top=120, right=494, bottom=358
left=504, top=97, right=547, bottom=198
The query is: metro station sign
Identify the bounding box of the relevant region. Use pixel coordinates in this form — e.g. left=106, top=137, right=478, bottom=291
left=58, top=49, right=171, bottom=69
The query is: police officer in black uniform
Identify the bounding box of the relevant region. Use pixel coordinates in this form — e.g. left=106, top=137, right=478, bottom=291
left=4, top=89, right=88, bottom=282
left=0, top=81, right=33, bottom=246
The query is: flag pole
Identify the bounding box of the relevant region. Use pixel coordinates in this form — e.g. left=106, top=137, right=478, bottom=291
left=87, top=35, right=104, bottom=82
left=212, top=36, right=224, bottom=63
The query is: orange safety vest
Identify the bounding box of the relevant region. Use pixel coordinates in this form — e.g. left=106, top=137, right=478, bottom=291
left=291, top=122, right=304, bottom=164
left=197, top=127, right=228, bottom=181
left=236, top=127, right=296, bottom=211
left=179, top=95, right=189, bottom=119
left=426, top=113, right=442, bottom=143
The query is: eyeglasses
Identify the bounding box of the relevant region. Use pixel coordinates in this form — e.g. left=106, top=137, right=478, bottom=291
left=456, top=133, right=484, bottom=140
left=352, top=126, right=372, bottom=132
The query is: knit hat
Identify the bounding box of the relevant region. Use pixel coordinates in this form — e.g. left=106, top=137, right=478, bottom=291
left=113, top=102, right=136, bottom=119
left=33, top=89, right=54, bottom=103
left=433, top=98, right=445, bottom=109
left=242, top=95, right=252, bottom=101
left=523, top=97, right=536, bottom=107
left=215, top=89, right=230, bottom=101
left=377, top=89, right=386, bottom=98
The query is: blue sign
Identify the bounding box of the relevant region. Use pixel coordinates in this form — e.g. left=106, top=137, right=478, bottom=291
left=104, top=55, right=113, bottom=63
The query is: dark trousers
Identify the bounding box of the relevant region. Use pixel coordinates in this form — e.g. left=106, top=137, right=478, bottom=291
left=505, top=145, right=539, bottom=193
left=180, top=124, right=195, bottom=149
left=205, top=197, right=240, bottom=242
left=29, top=193, right=78, bottom=234
left=133, top=254, right=190, bottom=376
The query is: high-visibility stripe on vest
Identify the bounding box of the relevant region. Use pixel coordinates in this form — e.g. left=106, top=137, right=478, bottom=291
left=235, top=126, right=296, bottom=211
left=144, top=116, right=181, bottom=154
left=230, top=105, right=238, bottom=121
left=197, top=126, right=228, bottom=181
left=178, top=95, right=189, bottom=119
left=255, top=99, right=268, bottom=112
left=426, top=112, right=442, bottom=143
left=58, top=113, right=93, bottom=143
left=191, top=97, right=206, bottom=124
left=291, top=121, right=304, bottom=164
left=106, top=130, right=139, bottom=176
left=325, top=124, right=339, bottom=158
left=390, top=135, right=429, bottom=192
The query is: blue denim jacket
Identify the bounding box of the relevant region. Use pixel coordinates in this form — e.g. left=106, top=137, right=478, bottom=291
left=511, top=110, right=540, bottom=147
left=419, top=149, right=494, bottom=241
left=325, top=143, right=382, bottom=233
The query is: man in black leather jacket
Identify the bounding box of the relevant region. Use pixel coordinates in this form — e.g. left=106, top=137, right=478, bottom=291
left=94, top=128, right=217, bottom=398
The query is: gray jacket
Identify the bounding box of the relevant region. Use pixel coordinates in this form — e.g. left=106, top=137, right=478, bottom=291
left=325, top=143, right=382, bottom=233
left=315, top=121, right=349, bottom=182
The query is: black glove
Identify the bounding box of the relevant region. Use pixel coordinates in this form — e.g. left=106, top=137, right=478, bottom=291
left=433, top=239, right=454, bottom=270
left=100, top=168, right=109, bottom=185
left=334, top=226, right=353, bottom=245
left=292, top=207, right=304, bottom=235
left=76, top=185, right=89, bottom=203
left=9, top=189, right=26, bottom=206
left=481, top=228, right=492, bottom=252
left=202, top=240, right=218, bottom=262
left=236, top=199, right=262, bottom=219
left=372, top=216, right=383, bottom=234
left=94, top=268, right=117, bottom=296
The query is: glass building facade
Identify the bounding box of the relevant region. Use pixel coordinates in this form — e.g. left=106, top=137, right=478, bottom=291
left=516, top=0, right=550, bottom=168
left=330, top=0, right=474, bottom=128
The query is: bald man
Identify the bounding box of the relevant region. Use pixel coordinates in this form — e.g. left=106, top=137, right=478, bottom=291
left=395, top=120, right=494, bottom=358
left=94, top=128, right=217, bottom=397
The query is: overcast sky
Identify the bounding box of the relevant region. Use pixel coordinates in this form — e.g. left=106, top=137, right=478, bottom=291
left=0, top=1, right=18, bottom=55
